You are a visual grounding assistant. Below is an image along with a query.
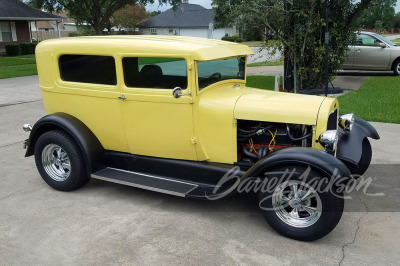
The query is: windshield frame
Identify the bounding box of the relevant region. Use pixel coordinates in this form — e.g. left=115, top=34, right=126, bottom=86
left=372, top=33, right=398, bottom=46
left=195, top=56, right=247, bottom=92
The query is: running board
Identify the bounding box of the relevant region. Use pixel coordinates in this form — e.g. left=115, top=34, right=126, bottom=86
left=91, top=167, right=198, bottom=197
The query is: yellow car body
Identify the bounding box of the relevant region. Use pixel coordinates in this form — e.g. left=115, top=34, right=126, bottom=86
left=25, top=35, right=380, bottom=241
left=35, top=36, right=337, bottom=164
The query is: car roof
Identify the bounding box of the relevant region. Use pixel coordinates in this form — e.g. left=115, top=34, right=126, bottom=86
left=36, top=35, right=255, bottom=61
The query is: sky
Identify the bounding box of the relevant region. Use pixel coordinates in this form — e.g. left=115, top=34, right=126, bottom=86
left=146, top=0, right=400, bottom=13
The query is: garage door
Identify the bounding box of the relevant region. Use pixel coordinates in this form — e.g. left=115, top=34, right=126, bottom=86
left=179, top=28, right=209, bottom=39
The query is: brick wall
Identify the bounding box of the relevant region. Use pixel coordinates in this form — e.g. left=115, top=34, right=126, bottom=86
left=0, top=20, right=30, bottom=51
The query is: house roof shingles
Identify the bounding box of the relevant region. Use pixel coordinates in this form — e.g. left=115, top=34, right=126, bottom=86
left=142, top=3, right=213, bottom=28
left=0, top=0, right=63, bottom=21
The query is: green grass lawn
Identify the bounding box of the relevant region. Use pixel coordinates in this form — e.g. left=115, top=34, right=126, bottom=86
left=337, top=77, right=400, bottom=123
left=15, top=54, right=36, bottom=59
left=0, top=55, right=37, bottom=79
left=248, top=60, right=283, bottom=67
left=391, top=38, right=400, bottom=44
left=242, top=41, right=265, bottom=46
left=246, top=76, right=280, bottom=90
left=0, top=64, right=38, bottom=79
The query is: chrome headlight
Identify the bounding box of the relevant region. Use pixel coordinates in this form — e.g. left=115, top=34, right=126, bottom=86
left=319, top=130, right=339, bottom=152
left=339, top=113, right=355, bottom=132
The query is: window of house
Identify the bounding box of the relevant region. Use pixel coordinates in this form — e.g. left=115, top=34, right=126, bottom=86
left=150, top=28, right=157, bottom=35
left=169, top=28, right=174, bottom=33
left=0, top=22, right=13, bottom=42
left=59, top=55, right=117, bottom=85
left=122, top=57, right=187, bottom=89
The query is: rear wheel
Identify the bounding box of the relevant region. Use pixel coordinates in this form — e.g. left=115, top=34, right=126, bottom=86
left=34, top=130, right=89, bottom=191
left=258, top=166, right=344, bottom=241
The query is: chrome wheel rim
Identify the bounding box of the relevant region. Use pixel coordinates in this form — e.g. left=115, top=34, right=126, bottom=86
left=272, top=180, right=322, bottom=228
left=41, top=144, right=71, bottom=182
left=397, top=64, right=400, bottom=74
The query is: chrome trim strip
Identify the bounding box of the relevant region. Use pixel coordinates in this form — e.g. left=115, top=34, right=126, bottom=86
left=92, top=167, right=198, bottom=197
left=107, top=167, right=198, bottom=187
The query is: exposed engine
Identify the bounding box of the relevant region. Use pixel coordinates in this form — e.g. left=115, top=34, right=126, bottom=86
left=237, top=120, right=313, bottom=164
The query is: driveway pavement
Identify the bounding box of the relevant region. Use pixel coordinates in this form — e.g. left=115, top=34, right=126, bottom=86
left=1, top=76, right=400, bottom=265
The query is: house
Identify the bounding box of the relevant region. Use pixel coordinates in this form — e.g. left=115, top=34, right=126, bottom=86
left=140, top=2, right=237, bottom=40
left=30, top=11, right=84, bottom=41
left=0, top=0, right=63, bottom=50
left=31, top=11, right=83, bottom=33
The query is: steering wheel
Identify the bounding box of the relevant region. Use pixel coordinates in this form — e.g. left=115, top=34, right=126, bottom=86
left=208, top=72, right=222, bottom=80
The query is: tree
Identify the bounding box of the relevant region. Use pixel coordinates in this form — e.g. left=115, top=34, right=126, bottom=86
left=360, top=0, right=396, bottom=30
left=112, top=5, right=150, bottom=30
left=392, top=12, right=400, bottom=32
left=212, top=0, right=377, bottom=91
left=28, top=0, right=182, bottom=35
left=150, top=10, right=162, bottom=17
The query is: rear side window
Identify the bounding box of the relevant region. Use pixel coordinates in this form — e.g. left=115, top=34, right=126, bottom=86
left=59, top=55, right=117, bottom=85
left=122, top=57, right=187, bottom=89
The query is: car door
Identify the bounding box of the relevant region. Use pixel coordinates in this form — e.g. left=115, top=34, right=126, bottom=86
left=118, top=55, right=197, bottom=161
left=342, top=46, right=355, bottom=69
left=352, top=34, right=391, bottom=70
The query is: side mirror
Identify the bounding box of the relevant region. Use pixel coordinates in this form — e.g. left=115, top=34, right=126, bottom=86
left=378, top=42, right=387, bottom=48
left=172, top=87, right=191, bottom=98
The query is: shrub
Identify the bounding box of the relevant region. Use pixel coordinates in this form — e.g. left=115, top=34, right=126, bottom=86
left=20, top=43, right=31, bottom=55
left=29, top=42, right=38, bottom=54
left=221, top=35, right=244, bottom=43
left=68, top=32, right=81, bottom=37
left=5, top=44, right=21, bottom=56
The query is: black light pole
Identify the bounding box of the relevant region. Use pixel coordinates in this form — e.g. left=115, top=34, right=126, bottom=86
left=324, top=0, right=329, bottom=96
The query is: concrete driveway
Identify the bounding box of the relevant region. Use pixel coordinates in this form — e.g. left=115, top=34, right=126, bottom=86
left=1, top=76, right=399, bottom=265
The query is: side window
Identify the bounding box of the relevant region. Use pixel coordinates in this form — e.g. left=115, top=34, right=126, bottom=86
left=122, top=57, right=187, bottom=89
left=59, top=55, right=117, bottom=85
left=356, top=34, right=379, bottom=46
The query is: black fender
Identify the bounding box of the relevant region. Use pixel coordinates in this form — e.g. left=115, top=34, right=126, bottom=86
left=336, top=117, right=380, bottom=166
left=25, top=113, right=105, bottom=175
left=241, top=147, right=351, bottom=183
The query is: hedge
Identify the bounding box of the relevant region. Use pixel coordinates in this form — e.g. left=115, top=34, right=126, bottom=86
left=221, top=35, right=245, bottom=43
left=20, top=43, right=31, bottom=55
left=5, top=44, right=21, bottom=56
left=4, top=42, right=38, bottom=56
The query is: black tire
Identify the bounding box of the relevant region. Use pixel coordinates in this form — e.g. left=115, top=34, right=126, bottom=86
left=258, top=165, right=344, bottom=241
left=347, top=138, right=372, bottom=177
left=34, top=130, right=89, bottom=191
left=393, top=59, right=400, bottom=76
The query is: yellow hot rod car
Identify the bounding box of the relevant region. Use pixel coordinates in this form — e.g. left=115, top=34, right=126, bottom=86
left=23, top=36, right=379, bottom=241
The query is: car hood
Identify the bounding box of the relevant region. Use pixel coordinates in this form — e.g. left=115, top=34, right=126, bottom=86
left=234, top=87, right=326, bottom=125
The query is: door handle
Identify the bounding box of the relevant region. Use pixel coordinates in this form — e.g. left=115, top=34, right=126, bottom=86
left=118, top=94, right=127, bottom=100
left=356, top=49, right=361, bottom=53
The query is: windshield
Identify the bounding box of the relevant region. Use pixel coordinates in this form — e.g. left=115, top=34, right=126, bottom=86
left=197, top=57, right=246, bottom=90
left=372, top=33, right=397, bottom=46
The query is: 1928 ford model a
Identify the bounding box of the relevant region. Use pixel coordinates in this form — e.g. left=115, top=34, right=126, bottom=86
left=23, top=36, right=379, bottom=241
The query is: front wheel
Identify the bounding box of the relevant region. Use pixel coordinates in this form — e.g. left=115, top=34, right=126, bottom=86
left=258, top=166, right=344, bottom=241
left=34, top=130, right=89, bottom=191
left=393, top=59, right=400, bottom=76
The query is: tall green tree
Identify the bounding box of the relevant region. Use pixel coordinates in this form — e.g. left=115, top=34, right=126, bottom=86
left=212, top=0, right=376, bottom=91
left=28, top=0, right=181, bottom=34
left=360, top=0, right=396, bottom=30
left=392, top=12, right=400, bottom=31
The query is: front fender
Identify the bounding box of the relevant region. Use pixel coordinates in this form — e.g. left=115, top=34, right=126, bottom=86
left=336, top=117, right=380, bottom=166
left=242, top=147, right=351, bottom=181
